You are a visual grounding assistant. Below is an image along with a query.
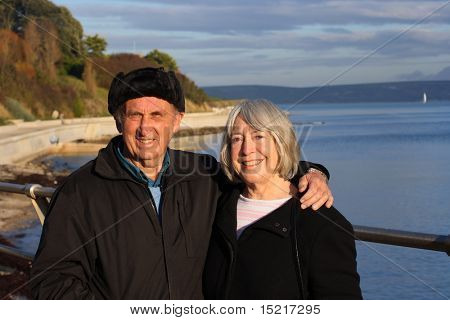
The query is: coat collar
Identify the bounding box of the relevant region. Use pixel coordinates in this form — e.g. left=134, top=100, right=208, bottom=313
left=94, top=136, right=218, bottom=185
left=214, top=187, right=241, bottom=244
left=94, top=135, right=136, bottom=182
left=249, top=199, right=294, bottom=238
left=214, top=187, right=296, bottom=244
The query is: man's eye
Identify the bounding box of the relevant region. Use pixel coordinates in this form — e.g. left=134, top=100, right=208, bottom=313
left=127, top=113, right=142, bottom=120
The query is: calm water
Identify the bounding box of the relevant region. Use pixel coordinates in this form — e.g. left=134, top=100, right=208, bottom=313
left=284, top=101, right=450, bottom=300
left=31, top=101, right=450, bottom=299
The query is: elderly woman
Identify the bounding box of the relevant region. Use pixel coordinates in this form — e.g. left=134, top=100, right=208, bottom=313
left=203, top=99, right=362, bottom=299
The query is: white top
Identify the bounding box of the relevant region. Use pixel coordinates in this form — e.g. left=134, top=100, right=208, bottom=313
left=236, top=194, right=291, bottom=238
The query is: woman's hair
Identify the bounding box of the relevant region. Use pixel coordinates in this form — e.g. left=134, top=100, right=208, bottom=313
left=220, top=99, right=300, bottom=182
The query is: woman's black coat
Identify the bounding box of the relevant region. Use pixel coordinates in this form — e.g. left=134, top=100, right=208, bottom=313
left=203, top=187, right=363, bottom=299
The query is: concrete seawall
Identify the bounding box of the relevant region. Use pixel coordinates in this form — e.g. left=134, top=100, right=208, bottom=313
left=0, top=109, right=231, bottom=164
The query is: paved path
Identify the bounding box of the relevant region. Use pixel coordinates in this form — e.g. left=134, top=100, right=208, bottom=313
left=0, top=118, right=113, bottom=140
left=0, top=109, right=231, bottom=164
left=0, top=109, right=231, bottom=139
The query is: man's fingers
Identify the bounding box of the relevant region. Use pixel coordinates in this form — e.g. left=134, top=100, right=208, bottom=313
left=300, top=186, right=317, bottom=203
left=300, top=191, right=323, bottom=209
left=298, top=176, right=308, bottom=192
left=299, top=171, right=334, bottom=210
left=311, top=196, right=327, bottom=211
left=325, top=195, right=334, bottom=208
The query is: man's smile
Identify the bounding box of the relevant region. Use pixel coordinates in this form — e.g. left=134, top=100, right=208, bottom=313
left=136, top=137, right=158, bottom=145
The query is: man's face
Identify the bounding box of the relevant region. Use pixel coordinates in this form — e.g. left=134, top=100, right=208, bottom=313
left=120, top=97, right=184, bottom=169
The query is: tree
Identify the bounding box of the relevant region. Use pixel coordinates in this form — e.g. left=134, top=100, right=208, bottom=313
left=83, top=34, right=107, bottom=57
left=23, top=18, right=61, bottom=80
left=144, top=49, right=178, bottom=71
left=0, top=1, right=17, bottom=30
left=0, top=0, right=84, bottom=72
left=82, top=58, right=96, bottom=95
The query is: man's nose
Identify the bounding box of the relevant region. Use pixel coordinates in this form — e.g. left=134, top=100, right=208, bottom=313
left=138, top=114, right=154, bottom=135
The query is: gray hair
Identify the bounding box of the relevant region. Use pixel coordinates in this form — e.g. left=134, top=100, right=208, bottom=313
left=113, top=103, right=126, bottom=132
left=220, top=99, right=300, bottom=182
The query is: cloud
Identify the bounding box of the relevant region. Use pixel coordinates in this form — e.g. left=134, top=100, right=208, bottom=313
left=322, top=27, right=353, bottom=34
left=61, top=0, right=450, bottom=34
left=55, top=0, right=450, bottom=60
left=51, top=0, right=450, bottom=86
left=105, top=26, right=450, bottom=60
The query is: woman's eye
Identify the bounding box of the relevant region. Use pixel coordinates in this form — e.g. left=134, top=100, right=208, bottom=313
left=255, top=135, right=264, bottom=140
left=231, top=136, right=242, bottom=143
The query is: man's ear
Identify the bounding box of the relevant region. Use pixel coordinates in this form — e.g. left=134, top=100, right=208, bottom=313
left=173, top=112, right=185, bottom=133
left=115, top=119, right=123, bottom=133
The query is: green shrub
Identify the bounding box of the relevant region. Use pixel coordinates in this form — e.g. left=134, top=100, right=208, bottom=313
left=176, top=73, right=209, bottom=104
left=4, top=97, right=35, bottom=121
left=72, top=96, right=85, bottom=117
left=0, top=117, right=10, bottom=125
left=144, top=49, right=178, bottom=71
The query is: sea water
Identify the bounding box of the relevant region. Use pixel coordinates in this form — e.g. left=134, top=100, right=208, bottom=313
left=30, top=101, right=450, bottom=299
left=282, top=101, right=450, bottom=300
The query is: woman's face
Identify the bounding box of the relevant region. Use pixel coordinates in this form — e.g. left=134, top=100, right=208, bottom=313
left=230, top=115, right=280, bottom=185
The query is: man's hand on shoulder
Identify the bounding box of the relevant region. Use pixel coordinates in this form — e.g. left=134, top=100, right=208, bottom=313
left=298, top=168, right=334, bottom=210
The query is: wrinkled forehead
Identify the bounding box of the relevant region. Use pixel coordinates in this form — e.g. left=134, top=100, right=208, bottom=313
left=125, top=96, right=176, bottom=112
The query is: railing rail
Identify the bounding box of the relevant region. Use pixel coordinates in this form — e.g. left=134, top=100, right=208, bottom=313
left=354, top=225, right=449, bottom=255
left=0, top=182, right=54, bottom=198
left=0, top=244, right=34, bottom=260
left=0, top=181, right=449, bottom=260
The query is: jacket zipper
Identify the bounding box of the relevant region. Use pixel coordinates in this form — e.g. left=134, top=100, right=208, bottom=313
left=291, top=205, right=307, bottom=299
left=217, top=227, right=235, bottom=299
left=136, top=180, right=172, bottom=299
left=159, top=176, right=172, bottom=299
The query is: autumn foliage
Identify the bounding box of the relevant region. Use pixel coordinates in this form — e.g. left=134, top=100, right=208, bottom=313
left=93, top=53, right=210, bottom=105
left=0, top=0, right=213, bottom=124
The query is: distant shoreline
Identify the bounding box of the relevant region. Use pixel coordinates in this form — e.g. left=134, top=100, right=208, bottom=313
left=203, top=80, right=450, bottom=104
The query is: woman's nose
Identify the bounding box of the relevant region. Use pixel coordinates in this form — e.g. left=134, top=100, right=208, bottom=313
left=240, top=137, right=255, bottom=155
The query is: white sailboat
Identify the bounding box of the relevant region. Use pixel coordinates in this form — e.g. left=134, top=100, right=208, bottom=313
left=422, top=92, right=427, bottom=104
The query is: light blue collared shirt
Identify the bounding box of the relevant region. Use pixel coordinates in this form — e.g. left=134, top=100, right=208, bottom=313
left=114, top=141, right=170, bottom=217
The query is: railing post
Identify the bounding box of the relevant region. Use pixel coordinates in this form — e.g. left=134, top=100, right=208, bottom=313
left=24, top=184, right=49, bottom=225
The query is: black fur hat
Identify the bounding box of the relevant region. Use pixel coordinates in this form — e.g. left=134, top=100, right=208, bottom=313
left=108, top=67, right=185, bottom=115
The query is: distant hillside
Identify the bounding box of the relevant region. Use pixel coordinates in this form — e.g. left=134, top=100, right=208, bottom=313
left=0, top=0, right=213, bottom=124
left=203, top=81, right=450, bottom=104
left=91, top=53, right=212, bottom=112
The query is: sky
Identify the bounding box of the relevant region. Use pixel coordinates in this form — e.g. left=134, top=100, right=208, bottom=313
left=51, top=0, right=450, bottom=87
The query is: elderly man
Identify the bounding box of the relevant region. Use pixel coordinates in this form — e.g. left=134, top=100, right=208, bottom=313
left=31, top=67, right=333, bottom=299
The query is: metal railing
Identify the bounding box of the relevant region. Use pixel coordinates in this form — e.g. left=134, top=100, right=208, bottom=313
left=0, top=181, right=449, bottom=260
left=353, top=225, right=449, bottom=255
